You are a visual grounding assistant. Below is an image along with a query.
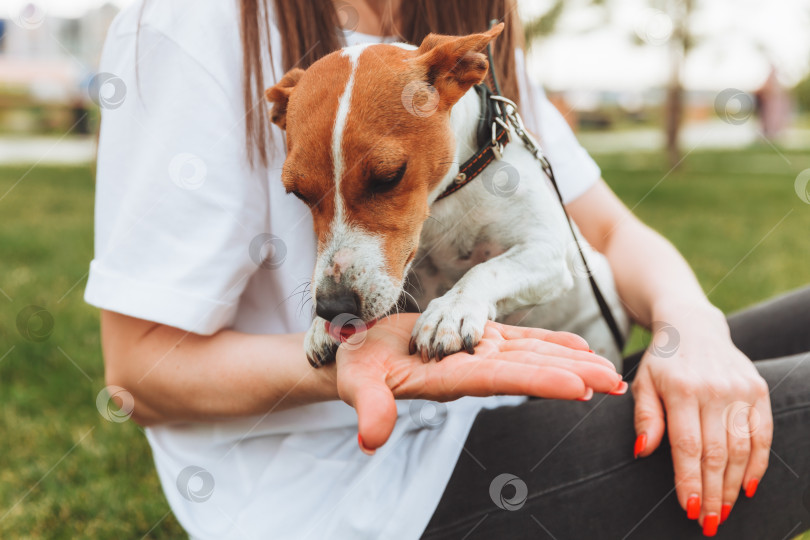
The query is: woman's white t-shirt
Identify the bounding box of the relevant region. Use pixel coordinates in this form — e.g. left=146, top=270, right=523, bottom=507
left=84, top=1, right=602, bottom=538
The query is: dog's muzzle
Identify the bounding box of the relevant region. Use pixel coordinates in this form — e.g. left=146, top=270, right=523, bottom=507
left=315, top=288, right=362, bottom=321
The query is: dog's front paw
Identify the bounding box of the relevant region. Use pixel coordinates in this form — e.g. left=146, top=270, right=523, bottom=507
left=410, top=295, right=491, bottom=361
left=305, top=318, right=338, bottom=367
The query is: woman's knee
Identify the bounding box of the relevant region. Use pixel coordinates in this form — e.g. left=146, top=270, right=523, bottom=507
left=756, top=353, right=810, bottom=410
left=728, top=286, right=810, bottom=360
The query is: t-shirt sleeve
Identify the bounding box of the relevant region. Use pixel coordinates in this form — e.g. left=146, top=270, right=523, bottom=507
left=514, top=48, right=601, bottom=204
left=84, top=25, right=269, bottom=334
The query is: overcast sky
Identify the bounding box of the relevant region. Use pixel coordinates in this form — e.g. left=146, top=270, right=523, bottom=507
left=522, top=0, right=810, bottom=91
left=7, top=0, right=810, bottom=91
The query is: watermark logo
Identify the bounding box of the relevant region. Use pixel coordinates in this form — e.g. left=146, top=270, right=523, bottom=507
left=714, top=89, right=754, bottom=125
left=401, top=81, right=440, bottom=118
left=169, top=153, right=207, bottom=190
left=176, top=466, right=215, bottom=503
left=634, top=8, right=673, bottom=46
left=249, top=233, right=288, bottom=270
left=409, top=400, right=448, bottom=429
left=794, top=169, right=810, bottom=204
left=489, top=473, right=528, bottom=511
left=327, top=313, right=371, bottom=350
left=8, top=2, right=46, bottom=29
left=335, top=1, right=360, bottom=34
left=565, top=241, right=592, bottom=279
left=649, top=321, right=680, bottom=358
left=481, top=162, right=520, bottom=198
left=16, top=305, right=54, bottom=342
left=96, top=385, right=135, bottom=423
left=722, top=401, right=761, bottom=438
left=88, top=72, right=127, bottom=110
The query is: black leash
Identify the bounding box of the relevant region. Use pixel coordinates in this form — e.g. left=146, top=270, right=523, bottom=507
left=542, top=153, right=627, bottom=354
left=435, top=21, right=626, bottom=353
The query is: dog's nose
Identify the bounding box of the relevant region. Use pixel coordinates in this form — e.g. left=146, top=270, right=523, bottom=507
left=315, top=291, right=362, bottom=321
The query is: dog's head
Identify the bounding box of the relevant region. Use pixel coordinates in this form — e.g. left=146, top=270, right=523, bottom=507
left=266, top=24, right=503, bottom=328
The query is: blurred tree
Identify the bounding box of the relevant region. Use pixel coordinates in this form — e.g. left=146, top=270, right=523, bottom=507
left=523, top=0, right=696, bottom=167
left=523, top=0, right=565, bottom=45
left=622, top=0, right=699, bottom=167
left=665, top=0, right=694, bottom=168
left=523, top=0, right=607, bottom=45
left=796, top=74, right=810, bottom=113
left=522, top=0, right=607, bottom=134
left=640, top=0, right=695, bottom=168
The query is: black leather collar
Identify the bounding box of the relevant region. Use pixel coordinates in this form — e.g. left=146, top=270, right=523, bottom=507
left=434, top=84, right=511, bottom=201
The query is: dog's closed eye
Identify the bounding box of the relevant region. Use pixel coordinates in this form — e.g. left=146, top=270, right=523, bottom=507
left=289, top=189, right=310, bottom=205
left=282, top=168, right=312, bottom=206
left=369, top=162, right=407, bottom=195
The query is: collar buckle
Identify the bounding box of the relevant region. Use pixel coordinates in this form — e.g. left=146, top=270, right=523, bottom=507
left=491, top=117, right=510, bottom=160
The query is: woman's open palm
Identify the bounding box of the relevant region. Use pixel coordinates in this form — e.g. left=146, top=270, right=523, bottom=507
left=335, top=313, right=626, bottom=452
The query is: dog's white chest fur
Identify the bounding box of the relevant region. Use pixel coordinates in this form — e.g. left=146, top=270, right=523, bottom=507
left=406, top=88, right=630, bottom=366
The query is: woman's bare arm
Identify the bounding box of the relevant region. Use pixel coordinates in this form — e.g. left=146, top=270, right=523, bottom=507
left=567, top=178, right=719, bottom=327
left=101, top=309, right=623, bottom=448
left=101, top=310, right=338, bottom=426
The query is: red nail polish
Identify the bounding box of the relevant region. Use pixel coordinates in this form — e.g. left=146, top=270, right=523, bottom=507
left=588, top=349, right=594, bottom=353
left=358, top=433, right=375, bottom=456
left=609, top=381, right=628, bottom=395
left=720, top=503, right=731, bottom=523
left=745, top=478, right=758, bottom=498
left=703, top=514, right=719, bottom=537
left=577, top=388, right=593, bottom=401
left=634, top=432, right=647, bottom=459
left=686, top=495, right=701, bottom=520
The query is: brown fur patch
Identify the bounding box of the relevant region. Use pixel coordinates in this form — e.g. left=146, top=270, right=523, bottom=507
left=266, top=24, right=503, bottom=282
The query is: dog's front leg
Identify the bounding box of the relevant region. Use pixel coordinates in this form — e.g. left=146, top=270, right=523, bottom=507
left=305, top=316, right=339, bottom=367
left=411, top=243, right=573, bottom=360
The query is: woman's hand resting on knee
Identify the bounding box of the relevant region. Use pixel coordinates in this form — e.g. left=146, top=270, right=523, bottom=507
left=631, top=302, right=773, bottom=532
left=335, top=313, right=627, bottom=453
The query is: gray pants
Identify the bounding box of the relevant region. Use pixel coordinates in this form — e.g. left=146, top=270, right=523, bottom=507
left=423, top=287, right=810, bottom=540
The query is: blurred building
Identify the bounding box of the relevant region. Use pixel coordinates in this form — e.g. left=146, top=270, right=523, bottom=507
left=0, top=2, right=118, bottom=133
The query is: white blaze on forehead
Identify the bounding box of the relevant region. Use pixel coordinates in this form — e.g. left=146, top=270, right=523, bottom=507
left=330, top=42, right=415, bottom=217
left=312, top=43, right=411, bottom=318
left=331, top=45, right=366, bottom=221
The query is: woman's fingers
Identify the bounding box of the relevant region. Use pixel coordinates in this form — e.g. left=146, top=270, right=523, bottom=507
left=486, top=321, right=590, bottom=351
left=698, top=403, right=729, bottom=533
left=485, top=362, right=590, bottom=399
left=498, top=338, right=617, bottom=370
left=536, top=330, right=590, bottom=351
left=742, top=388, right=773, bottom=499
left=495, top=350, right=622, bottom=393
left=664, top=392, right=704, bottom=519
left=338, top=367, right=399, bottom=454
left=721, top=402, right=752, bottom=523
left=425, top=354, right=589, bottom=400
left=631, top=368, right=666, bottom=458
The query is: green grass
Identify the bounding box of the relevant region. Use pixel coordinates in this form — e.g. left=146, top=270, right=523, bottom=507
left=0, top=165, right=185, bottom=538
left=597, top=149, right=810, bottom=354
left=0, top=148, right=808, bottom=538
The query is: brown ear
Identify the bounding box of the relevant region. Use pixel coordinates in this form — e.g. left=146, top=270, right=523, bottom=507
left=413, top=22, right=504, bottom=109
left=264, top=68, right=305, bottom=130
